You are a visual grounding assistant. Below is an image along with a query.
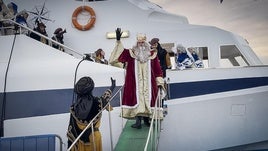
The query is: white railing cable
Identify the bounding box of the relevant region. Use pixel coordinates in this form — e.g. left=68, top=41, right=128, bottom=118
left=144, top=88, right=163, bottom=151
left=67, top=86, right=123, bottom=151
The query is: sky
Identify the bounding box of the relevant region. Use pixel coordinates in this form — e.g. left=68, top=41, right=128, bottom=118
left=149, top=0, right=268, bottom=64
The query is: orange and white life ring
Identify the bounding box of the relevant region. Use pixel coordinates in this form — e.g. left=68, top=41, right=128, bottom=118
left=72, top=6, right=96, bottom=31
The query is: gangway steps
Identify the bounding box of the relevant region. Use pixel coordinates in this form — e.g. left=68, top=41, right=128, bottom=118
left=114, top=120, right=152, bottom=151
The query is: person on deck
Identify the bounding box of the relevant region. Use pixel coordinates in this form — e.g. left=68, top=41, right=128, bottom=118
left=15, top=10, right=29, bottom=35
left=29, top=20, right=48, bottom=44
left=0, top=1, right=17, bottom=35
left=109, top=28, right=165, bottom=129
left=67, top=76, right=115, bottom=151
left=94, top=48, right=108, bottom=64
left=149, top=38, right=171, bottom=78
left=51, top=27, right=66, bottom=52
left=176, top=45, right=204, bottom=70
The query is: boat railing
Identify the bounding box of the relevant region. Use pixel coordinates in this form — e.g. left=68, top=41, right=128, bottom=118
left=0, top=19, right=84, bottom=58
left=144, top=87, right=165, bottom=151
left=0, top=134, right=63, bottom=151
left=67, top=86, right=124, bottom=151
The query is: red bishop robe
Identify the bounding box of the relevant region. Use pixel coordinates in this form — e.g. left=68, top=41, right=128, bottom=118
left=118, top=48, right=163, bottom=118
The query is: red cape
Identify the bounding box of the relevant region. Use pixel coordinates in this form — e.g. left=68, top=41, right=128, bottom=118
left=118, top=49, right=163, bottom=107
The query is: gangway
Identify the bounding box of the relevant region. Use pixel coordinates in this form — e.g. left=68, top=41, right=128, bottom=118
left=114, top=120, right=151, bottom=151
left=115, top=88, right=166, bottom=151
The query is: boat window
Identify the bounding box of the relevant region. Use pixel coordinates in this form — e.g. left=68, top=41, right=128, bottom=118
left=174, top=46, right=208, bottom=69
left=220, top=45, right=249, bottom=67
left=180, top=46, right=208, bottom=68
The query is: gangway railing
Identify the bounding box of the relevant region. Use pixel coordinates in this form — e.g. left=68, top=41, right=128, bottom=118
left=0, top=19, right=85, bottom=58
left=0, top=134, right=63, bottom=151
left=144, top=87, right=165, bottom=151
left=67, top=86, right=124, bottom=151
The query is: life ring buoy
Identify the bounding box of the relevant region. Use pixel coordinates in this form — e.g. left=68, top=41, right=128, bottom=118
left=72, top=6, right=96, bottom=31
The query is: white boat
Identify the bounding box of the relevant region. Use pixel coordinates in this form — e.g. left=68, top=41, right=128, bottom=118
left=1, top=0, right=268, bottom=150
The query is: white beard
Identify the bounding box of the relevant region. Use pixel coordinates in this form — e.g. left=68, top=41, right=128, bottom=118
left=133, top=43, right=151, bottom=63
left=134, top=47, right=151, bottom=63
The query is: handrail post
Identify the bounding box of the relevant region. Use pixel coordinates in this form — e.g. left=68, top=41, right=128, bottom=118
left=55, top=134, right=64, bottom=151
left=91, top=124, right=96, bottom=151
left=144, top=87, right=165, bottom=151
left=108, top=102, right=114, bottom=151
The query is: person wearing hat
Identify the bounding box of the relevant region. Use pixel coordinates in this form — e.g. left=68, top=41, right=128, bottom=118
left=149, top=38, right=171, bottom=78
left=176, top=45, right=204, bottom=69
left=187, top=47, right=204, bottom=68
left=0, top=1, right=17, bottom=35
left=51, top=27, right=66, bottom=52
left=7, top=2, right=17, bottom=15
left=29, top=20, right=48, bottom=44
left=94, top=48, right=108, bottom=64
left=176, top=44, right=192, bottom=70
left=15, top=10, right=29, bottom=34
left=67, top=76, right=115, bottom=151
left=109, top=28, right=165, bottom=129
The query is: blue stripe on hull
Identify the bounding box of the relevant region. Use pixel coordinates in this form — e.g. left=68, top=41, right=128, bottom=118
left=2, top=77, right=268, bottom=120
left=1, top=87, right=121, bottom=120
left=169, top=77, right=268, bottom=99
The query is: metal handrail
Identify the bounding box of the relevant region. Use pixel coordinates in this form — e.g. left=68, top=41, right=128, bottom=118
left=67, top=86, right=124, bottom=151
left=0, top=19, right=84, bottom=58
left=144, top=88, right=163, bottom=151
left=55, top=134, right=64, bottom=151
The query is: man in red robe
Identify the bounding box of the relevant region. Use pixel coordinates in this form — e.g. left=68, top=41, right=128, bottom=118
left=109, top=28, right=164, bottom=129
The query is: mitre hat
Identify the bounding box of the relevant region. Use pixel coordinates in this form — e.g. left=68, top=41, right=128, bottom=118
left=136, top=33, right=146, bottom=42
